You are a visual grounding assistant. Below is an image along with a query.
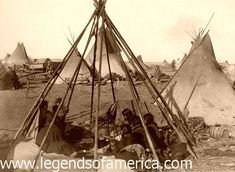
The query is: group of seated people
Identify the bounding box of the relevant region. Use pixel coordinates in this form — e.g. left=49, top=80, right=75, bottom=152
left=98, top=108, right=170, bottom=162
left=36, top=98, right=78, bottom=157
left=36, top=101, right=188, bottom=164
left=97, top=108, right=190, bottom=163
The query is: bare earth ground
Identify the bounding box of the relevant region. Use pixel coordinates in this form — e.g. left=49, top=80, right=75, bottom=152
left=0, top=77, right=235, bottom=171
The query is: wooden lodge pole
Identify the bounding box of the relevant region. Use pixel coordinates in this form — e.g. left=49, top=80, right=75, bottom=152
left=14, top=12, right=96, bottom=140
left=104, top=13, right=163, bottom=170
left=66, top=16, right=97, bottom=108
left=105, top=12, right=198, bottom=159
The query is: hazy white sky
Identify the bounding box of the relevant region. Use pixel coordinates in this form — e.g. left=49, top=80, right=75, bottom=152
left=0, top=0, right=235, bottom=63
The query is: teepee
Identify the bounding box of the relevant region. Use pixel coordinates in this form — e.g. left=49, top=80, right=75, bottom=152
left=175, top=54, right=187, bottom=70
left=9, top=1, right=197, bottom=170
left=162, top=59, right=169, bottom=66
left=55, top=50, right=95, bottom=84
left=162, top=31, right=235, bottom=126
left=85, top=28, right=126, bottom=77
left=6, top=43, right=30, bottom=66
left=137, top=55, right=149, bottom=70
left=127, top=55, right=149, bottom=72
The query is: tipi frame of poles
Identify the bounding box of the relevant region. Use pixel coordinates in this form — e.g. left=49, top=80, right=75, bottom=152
left=13, top=1, right=197, bottom=171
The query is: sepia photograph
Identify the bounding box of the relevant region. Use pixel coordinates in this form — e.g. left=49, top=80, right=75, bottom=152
left=0, top=0, right=235, bottom=171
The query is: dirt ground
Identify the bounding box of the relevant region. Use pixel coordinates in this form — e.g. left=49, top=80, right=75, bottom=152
left=0, top=77, right=235, bottom=172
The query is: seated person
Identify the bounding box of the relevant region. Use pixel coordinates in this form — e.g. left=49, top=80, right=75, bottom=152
left=36, top=111, right=77, bottom=157
left=144, top=113, right=169, bottom=162
left=52, top=98, right=69, bottom=137
left=122, top=108, right=136, bottom=126
left=144, top=113, right=166, bottom=150
left=122, top=108, right=148, bottom=149
left=52, top=105, right=66, bottom=137
left=54, top=97, right=69, bottom=119
left=119, top=124, right=146, bottom=160
left=38, top=100, right=49, bottom=132
left=131, top=116, right=149, bottom=149
left=107, top=124, right=145, bottom=161
left=116, top=124, right=134, bottom=150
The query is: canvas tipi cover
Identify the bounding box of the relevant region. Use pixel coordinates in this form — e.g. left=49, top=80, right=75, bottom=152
left=137, top=55, right=149, bottom=70
left=55, top=50, right=93, bottom=84
left=126, top=55, right=149, bottom=72
left=7, top=43, right=29, bottom=66
left=221, top=63, right=235, bottom=82
left=162, top=32, right=235, bottom=125
left=85, top=29, right=126, bottom=77
left=175, top=54, right=187, bottom=70
left=162, top=59, right=169, bottom=66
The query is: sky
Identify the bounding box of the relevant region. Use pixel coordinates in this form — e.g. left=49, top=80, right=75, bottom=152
left=0, top=0, right=235, bottom=63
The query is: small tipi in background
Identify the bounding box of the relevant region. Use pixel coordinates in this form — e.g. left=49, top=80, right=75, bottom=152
left=5, top=42, right=30, bottom=67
